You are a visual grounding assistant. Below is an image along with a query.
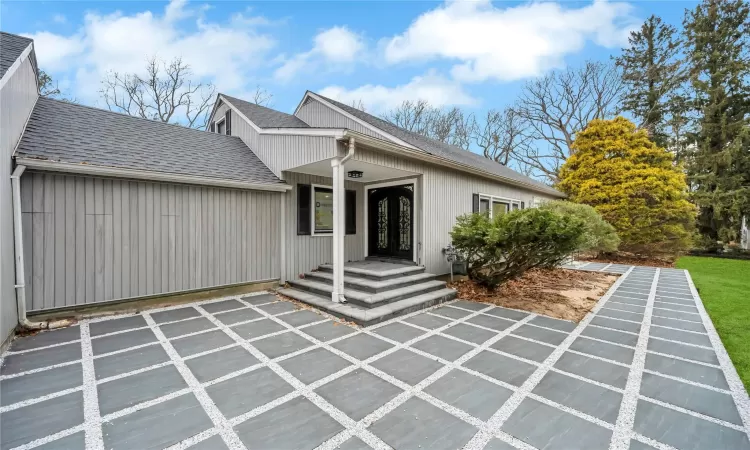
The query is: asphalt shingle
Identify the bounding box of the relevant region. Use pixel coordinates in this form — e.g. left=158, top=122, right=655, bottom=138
left=222, top=93, right=310, bottom=128
left=312, top=92, right=564, bottom=197
left=1, top=32, right=34, bottom=79
left=15, top=98, right=284, bottom=186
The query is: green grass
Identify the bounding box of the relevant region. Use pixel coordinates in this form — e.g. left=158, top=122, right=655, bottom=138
left=676, top=256, right=750, bottom=391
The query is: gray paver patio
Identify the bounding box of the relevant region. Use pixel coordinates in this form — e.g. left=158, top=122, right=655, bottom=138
left=1, top=263, right=749, bottom=450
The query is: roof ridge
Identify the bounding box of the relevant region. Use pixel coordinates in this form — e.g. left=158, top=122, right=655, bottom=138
left=219, top=92, right=310, bottom=128
left=220, top=93, right=296, bottom=116
left=39, top=97, right=240, bottom=139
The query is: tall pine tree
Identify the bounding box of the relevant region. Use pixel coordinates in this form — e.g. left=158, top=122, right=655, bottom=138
left=683, top=0, right=750, bottom=244
left=616, top=15, right=684, bottom=149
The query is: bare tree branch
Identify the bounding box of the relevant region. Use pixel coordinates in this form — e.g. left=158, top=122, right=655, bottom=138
left=474, top=108, right=532, bottom=166
left=514, top=60, right=624, bottom=182
left=100, top=56, right=216, bottom=129
left=252, top=85, right=273, bottom=107
left=382, top=100, right=474, bottom=150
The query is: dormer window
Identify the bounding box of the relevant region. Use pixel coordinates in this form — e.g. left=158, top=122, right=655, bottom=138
left=215, top=118, right=226, bottom=135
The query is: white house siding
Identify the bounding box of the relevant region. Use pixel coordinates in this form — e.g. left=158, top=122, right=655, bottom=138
left=214, top=100, right=339, bottom=179
left=20, top=171, right=281, bottom=311
left=283, top=172, right=365, bottom=280
left=0, top=54, right=38, bottom=342
left=353, top=147, right=557, bottom=275
left=296, top=98, right=391, bottom=141
left=214, top=101, right=260, bottom=150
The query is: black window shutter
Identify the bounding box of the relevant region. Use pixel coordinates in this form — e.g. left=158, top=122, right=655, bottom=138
left=521, top=201, right=525, bottom=209
left=225, top=110, right=232, bottom=135
left=210, top=121, right=215, bottom=132
left=472, top=193, right=480, bottom=213
left=345, top=190, right=356, bottom=235
left=297, top=184, right=311, bottom=235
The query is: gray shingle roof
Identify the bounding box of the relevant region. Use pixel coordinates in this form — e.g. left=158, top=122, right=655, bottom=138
left=221, top=94, right=310, bottom=128
left=313, top=92, right=564, bottom=197
left=16, top=98, right=284, bottom=186
left=1, top=32, right=33, bottom=79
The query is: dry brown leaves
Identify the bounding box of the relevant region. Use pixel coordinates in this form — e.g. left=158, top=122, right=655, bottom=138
left=448, top=268, right=618, bottom=322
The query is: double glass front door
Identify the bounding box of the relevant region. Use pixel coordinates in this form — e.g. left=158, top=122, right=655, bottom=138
left=368, top=184, right=413, bottom=260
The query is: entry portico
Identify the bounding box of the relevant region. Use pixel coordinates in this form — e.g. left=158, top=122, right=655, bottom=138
left=284, top=136, right=424, bottom=304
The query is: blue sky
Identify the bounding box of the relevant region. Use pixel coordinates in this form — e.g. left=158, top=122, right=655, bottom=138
left=2, top=0, right=695, bottom=118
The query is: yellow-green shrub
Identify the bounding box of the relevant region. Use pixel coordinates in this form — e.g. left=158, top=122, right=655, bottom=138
left=558, top=117, right=695, bottom=255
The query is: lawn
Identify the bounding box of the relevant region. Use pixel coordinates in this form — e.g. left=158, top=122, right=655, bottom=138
left=676, top=256, right=750, bottom=391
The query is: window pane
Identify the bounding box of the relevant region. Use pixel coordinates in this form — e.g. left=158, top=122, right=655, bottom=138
left=493, top=201, right=509, bottom=217
left=512, top=203, right=520, bottom=211
left=217, top=121, right=226, bottom=134
left=314, top=188, right=333, bottom=232
left=479, top=199, right=490, bottom=215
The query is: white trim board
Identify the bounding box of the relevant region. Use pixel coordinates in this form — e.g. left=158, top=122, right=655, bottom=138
left=311, top=183, right=334, bottom=237
left=295, top=91, right=419, bottom=150
left=213, top=116, right=226, bottom=134
left=209, top=95, right=346, bottom=138
left=16, top=158, right=292, bottom=192
left=0, top=42, right=33, bottom=91
left=342, top=130, right=565, bottom=199
left=363, top=177, right=420, bottom=263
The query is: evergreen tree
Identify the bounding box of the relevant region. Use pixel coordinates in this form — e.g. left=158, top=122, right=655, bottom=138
left=558, top=117, right=695, bottom=256
left=616, top=15, right=684, bottom=149
left=683, top=0, right=750, bottom=243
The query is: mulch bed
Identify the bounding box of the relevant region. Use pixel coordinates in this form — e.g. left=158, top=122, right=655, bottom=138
left=449, top=268, right=618, bottom=322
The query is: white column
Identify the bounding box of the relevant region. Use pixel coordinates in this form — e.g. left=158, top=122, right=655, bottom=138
left=337, top=163, right=346, bottom=299
left=331, top=157, right=342, bottom=302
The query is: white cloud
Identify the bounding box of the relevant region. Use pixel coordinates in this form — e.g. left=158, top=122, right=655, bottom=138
left=52, top=14, right=67, bottom=24
left=384, top=0, right=636, bottom=82
left=314, top=27, right=363, bottom=62
left=319, top=71, right=477, bottom=112
left=274, top=26, right=363, bottom=82
left=24, top=0, right=275, bottom=102
left=26, top=31, right=85, bottom=72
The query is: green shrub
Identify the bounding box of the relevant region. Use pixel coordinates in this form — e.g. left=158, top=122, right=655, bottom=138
left=450, top=209, right=587, bottom=288
left=539, top=200, right=620, bottom=254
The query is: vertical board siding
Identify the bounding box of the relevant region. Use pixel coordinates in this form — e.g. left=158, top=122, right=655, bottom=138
left=20, top=172, right=282, bottom=311
left=353, top=148, right=557, bottom=275
left=283, top=172, right=364, bottom=281
left=214, top=100, right=338, bottom=179
left=296, top=98, right=391, bottom=141
left=0, top=55, right=38, bottom=341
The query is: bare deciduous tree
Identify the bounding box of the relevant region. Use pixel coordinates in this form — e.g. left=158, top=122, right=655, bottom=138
left=350, top=99, right=366, bottom=112
left=513, top=61, right=624, bottom=182
left=474, top=108, right=532, bottom=166
left=100, top=56, right=216, bottom=129
left=252, top=85, right=273, bottom=107
left=382, top=99, right=434, bottom=135
left=382, top=100, right=473, bottom=150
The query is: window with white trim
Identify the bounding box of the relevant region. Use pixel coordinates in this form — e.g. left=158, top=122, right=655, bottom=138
left=479, top=194, right=523, bottom=218
left=313, top=186, right=334, bottom=234
left=215, top=118, right=226, bottom=135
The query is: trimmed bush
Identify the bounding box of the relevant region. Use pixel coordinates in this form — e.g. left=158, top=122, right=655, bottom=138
left=450, top=209, right=587, bottom=288
left=558, top=117, right=695, bottom=256
left=539, top=200, right=620, bottom=254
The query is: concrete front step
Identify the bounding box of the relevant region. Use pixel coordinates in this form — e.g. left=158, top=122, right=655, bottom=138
left=288, top=278, right=446, bottom=309
left=278, top=287, right=457, bottom=326
left=317, top=263, right=425, bottom=281
left=304, top=271, right=436, bottom=293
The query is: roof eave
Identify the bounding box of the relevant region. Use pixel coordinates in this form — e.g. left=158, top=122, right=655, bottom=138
left=15, top=157, right=292, bottom=192
left=342, top=131, right=565, bottom=198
